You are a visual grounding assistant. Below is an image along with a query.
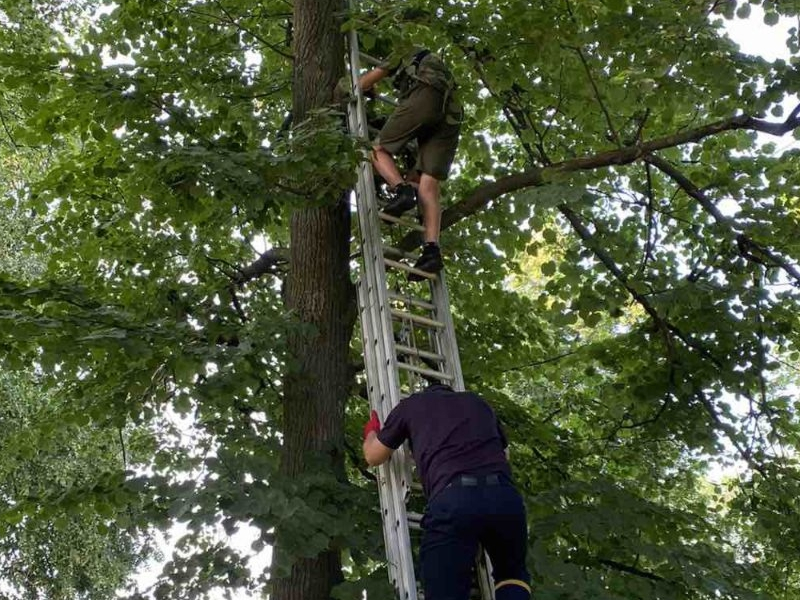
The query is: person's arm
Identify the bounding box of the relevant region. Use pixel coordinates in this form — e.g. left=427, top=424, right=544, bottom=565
left=362, top=410, right=394, bottom=466
left=363, top=431, right=394, bottom=466
left=362, top=406, right=409, bottom=466
left=358, top=67, right=390, bottom=92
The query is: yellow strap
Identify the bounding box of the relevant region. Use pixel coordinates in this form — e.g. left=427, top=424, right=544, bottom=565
left=495, top=579, right=532, bottom=594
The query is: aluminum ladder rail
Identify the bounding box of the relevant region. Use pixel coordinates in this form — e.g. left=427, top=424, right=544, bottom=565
left=345, top=26, right=495, bottom=600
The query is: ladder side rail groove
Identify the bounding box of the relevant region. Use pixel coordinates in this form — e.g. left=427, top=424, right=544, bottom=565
left=356, top=280, right=407, bottom=592
left=351, top=110, right=417, bottom=598
left=346, top=23, right=419, bottom=600
left=350, top=115, right=418, bottom=600
left=428, top=271, right=465, bottom=390
left=476, top=552, right=495, bottom=600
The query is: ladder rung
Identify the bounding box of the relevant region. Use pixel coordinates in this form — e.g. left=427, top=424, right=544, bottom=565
left=359, top=51, right=383, bottom=66
left=384, top=258, right=437, bottom=281
left=398, top=361, right=454, bottom=382
left=378, top=211, right=426, bottom=232
left=383, top=244, right=417, bottom=261
left=390, top=309, right=445, bottom=329
left=388, top=291, right=436, bottom=311
left=372, top=92, right=399, bottom=106
left=396, top=344, right=445, bottom=363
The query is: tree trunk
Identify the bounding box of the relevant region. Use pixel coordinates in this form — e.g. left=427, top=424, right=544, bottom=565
left=273, top=1, right=354, bottom=599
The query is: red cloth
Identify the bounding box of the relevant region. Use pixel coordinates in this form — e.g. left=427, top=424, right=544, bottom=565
left=363, top=410, right=381, bottom=440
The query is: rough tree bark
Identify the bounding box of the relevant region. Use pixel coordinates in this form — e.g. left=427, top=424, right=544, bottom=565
left=273, top=1, right=355, bottom=599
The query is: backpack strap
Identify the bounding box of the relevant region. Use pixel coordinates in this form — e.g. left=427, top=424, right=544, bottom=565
left=393, top=49, right=456, bottom=103
left=411, top=49, right=431, bottom=70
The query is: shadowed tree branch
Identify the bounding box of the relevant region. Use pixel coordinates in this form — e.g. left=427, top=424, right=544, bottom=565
left=564, top=43, right=622, bottom=148
left=645, top=153, right=800, bottom=285
left=595, top=557, right=667, bottom=582
left=557, top=204, right=723, bottom=369
left=554, top=207, right=777, bottom=471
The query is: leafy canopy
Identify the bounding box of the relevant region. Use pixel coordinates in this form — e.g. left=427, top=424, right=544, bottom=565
left=1, top=0, right=800, bottom=598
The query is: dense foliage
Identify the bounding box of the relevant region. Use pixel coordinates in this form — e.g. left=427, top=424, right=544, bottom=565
left=1, top=0, right=799, bottom=598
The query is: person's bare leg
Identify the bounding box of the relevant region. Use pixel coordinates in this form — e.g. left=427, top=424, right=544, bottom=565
left=407, top=173, right=444, bottom=280
left=371, top=146, right=404, bottom=188
left=417, top=173, right=441, bottom=244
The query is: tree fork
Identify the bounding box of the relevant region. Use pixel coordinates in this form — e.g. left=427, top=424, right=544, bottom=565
left=272, top=1, right=355, bottom=599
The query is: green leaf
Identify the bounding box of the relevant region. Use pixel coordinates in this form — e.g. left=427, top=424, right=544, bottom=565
left=736, top=3, right=752, bottom=18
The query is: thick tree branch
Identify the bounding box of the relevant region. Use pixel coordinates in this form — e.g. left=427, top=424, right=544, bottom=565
left=644, top=153, right=728, bottom=222
left=399, top=105, right=800, bottom=250
left=234, top=248, right=289, bottom=284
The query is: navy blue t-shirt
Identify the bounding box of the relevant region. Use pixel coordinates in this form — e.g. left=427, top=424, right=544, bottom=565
left=377, top=384, right=511, bottom=498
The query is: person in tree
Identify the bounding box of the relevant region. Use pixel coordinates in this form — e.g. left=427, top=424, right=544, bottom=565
left=357, top=48, right=462, bottom=280
left=362, top=381, right=531, bottom=600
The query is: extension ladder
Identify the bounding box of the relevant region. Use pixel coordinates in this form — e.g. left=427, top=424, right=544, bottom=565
left=345, top=26, right=496, bottom=600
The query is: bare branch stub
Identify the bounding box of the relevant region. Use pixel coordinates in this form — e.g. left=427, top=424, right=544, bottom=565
left=235, top=248, right=290, bottom=284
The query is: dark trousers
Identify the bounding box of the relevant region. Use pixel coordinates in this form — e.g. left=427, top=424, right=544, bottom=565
left=420, top=475, right=531, bottom=600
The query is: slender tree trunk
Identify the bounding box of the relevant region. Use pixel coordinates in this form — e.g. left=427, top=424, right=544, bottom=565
left=273, top=1, right=354, bottom=599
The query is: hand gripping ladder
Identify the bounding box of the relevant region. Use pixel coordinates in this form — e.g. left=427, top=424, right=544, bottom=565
left=345, top=26, right=495, bottom=600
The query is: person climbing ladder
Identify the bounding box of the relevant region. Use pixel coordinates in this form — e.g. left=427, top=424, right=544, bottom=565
left=357, top=47, right=463, bottom=280
left=362, top=381, right=532, bottom=599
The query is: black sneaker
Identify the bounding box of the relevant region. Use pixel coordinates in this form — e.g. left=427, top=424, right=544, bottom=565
left=383, top=183, right=417, bottom=218
left=408, top=244, right=443, bottom=281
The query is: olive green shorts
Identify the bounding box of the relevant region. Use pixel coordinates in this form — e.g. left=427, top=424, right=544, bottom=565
left=374, top=84, right=462, bottom=181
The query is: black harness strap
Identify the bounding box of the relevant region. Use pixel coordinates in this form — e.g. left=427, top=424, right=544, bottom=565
left=411, top=49, right=431, bottom=69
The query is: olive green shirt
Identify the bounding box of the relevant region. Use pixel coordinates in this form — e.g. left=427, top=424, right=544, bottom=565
left=380, top=48, right=456, bottom=100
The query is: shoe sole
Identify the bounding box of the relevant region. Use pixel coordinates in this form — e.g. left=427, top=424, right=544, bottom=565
left=407, top=262, right=443, bottom=281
